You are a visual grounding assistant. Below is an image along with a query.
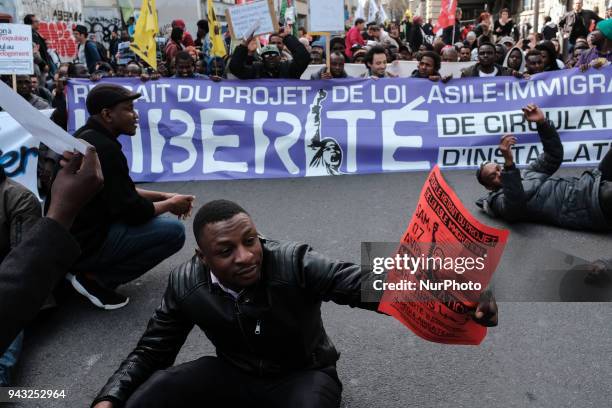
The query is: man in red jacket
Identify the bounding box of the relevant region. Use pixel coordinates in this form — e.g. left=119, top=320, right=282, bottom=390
left=345, top=18, right=366, bottom=58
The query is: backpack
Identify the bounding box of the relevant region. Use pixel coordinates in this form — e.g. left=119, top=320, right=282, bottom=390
left=88, top=40, right=110, bottom=62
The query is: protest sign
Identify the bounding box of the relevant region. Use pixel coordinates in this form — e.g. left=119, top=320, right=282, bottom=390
left=0, top=80, right=87, bottom=154
left=66, top=67, right=612, bottom=183
left=308, top=0, right=344, bottom=33
left=0, top=23, right=33, bottom=75
left=377, top=166, right=509, bottom=345
left=225, top=0, right=278, bottom=40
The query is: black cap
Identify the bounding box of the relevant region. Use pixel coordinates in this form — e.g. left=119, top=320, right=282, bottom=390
left=74, top=24, right=88, bottom=35
left=86, top=83, right=141, bottom=115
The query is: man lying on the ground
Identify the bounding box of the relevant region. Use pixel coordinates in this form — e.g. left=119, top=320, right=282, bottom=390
left=476, top=104, right=612, bottom=231
left=63, top=83, right=194, bottom=310
left=0, top=147, right=103, bottom=354
left=91, top=199, right=498, bottom=408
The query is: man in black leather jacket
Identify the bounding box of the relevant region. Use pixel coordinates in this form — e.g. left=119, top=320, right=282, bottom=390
left=476, top=104, right=612, bottom=231
left=92, top=200, right=498, bottom=408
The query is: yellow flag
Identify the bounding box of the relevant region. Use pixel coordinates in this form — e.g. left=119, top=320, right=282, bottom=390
left=207, top=0, right=227, bottom=58
left=130, top=0, right=159, bottom=69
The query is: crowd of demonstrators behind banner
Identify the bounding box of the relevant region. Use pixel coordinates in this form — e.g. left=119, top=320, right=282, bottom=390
left=6, top=0, right=608, bottom=89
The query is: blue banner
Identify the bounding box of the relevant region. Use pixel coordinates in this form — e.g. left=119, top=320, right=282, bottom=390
left=67, top=67, right=612, bottom=182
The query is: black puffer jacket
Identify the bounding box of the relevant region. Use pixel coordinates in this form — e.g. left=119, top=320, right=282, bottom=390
left=476, top=121, right=611, bottom=231
left=229, top=35, right=310, bottom=79
left=93, top=239, right=375, bottom=406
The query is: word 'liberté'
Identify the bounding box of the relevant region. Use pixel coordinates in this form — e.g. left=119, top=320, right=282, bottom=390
left=71, top=84, right=433, bottom=175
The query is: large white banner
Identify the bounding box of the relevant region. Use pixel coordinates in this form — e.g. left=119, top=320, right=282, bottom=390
left=0, top=110, right=47, bottom=198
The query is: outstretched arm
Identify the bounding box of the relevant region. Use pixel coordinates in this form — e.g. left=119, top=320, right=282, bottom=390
left=92, top=271, right=194, bottom=407
left=283, top=33, right=311, bottom=78
left=523, top=104, right=563, bottom=176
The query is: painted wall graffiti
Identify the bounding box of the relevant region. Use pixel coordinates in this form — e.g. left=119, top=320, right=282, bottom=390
left=83, top=7, right=122, bottom=50
left=38, top=20, right=78, bottom=60
left=0, top=0, right=83, bottom=61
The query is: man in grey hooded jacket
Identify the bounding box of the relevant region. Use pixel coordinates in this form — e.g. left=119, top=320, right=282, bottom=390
left=475, top=104, right=612, bottom=231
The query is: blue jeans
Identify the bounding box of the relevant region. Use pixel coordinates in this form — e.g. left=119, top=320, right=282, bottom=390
left=0, top=331, right=23, bottom=386
left=73, top=216, right=186, bottom=288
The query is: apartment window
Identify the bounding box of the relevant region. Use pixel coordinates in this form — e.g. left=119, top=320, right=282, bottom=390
left=523, top=0, right=532, bottom=10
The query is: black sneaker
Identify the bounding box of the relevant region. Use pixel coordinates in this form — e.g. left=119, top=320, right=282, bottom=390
left=67, top=274, right=129, bottom=310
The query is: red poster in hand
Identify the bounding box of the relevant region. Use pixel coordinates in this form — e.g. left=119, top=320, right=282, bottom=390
left=378, top=166, right=509, bottom=345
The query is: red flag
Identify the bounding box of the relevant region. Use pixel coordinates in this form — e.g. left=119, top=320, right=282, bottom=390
left=433, top=0, right=457, bottom=33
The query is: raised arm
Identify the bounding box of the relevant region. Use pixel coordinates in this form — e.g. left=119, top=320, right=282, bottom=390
left=283, top=34, right=311, bottom=79
left=523, top=104, right=563, bottom=176
left=228, top=36, right=259, bottom=79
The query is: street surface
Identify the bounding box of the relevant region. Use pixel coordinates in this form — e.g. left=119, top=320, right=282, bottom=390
left=15, top=168, right=612, bottom=407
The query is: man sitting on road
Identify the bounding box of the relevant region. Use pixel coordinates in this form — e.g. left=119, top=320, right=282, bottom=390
left=63, top=84, right=195, bottom=310
left=476, top=104, right=612, bottom=231
left=91, top=200, right=498, bottom=408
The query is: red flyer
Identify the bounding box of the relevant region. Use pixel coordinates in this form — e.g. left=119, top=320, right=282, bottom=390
left=378, top=166, right=509, bottom=345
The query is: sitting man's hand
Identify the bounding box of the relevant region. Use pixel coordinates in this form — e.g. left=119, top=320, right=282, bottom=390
left=90, top=73, right=102, bottom=82
left=579, top=63, right=589, bottom=72
left=320, top=70, right=333, bottom=80
left=522, top=103, right=546, bottom=124
left=93, top=401, right=114, bottom=408
left=167, top=194, right=196, bottom=219
left=471, top=291, right=498, bottom=327
left=210, top=75, right=223, bottom=82
left=428, top=75, right=441, bottom=82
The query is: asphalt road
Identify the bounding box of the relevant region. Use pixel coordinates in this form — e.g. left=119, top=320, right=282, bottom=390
left=13, top=168, right=612, bottom=408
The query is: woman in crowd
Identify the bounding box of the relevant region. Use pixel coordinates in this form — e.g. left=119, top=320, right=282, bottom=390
left=503, top=46, right=526, bottom=73
left=164, top=27, right=184, bottom=67
left=494, top=8, right=516, bottom=40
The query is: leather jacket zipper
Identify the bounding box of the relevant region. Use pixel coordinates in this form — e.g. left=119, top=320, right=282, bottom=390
left=255, top=320, right=261, bottom=335
left=234, top=301, right=256, bottom=353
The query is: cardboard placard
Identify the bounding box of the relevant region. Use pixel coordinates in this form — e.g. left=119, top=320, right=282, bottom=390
left=0, top=23, right=33, bottom=75
left=225, top=0, right=279, bottom=40
left=308, top=0, right=344, bottom=33
left=378, top=166, right=509, bottom=345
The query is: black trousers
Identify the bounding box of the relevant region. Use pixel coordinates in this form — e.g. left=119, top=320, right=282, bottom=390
left=125, top=356, right=342, bottom=408
left=599, top=147, right=612, bottom=220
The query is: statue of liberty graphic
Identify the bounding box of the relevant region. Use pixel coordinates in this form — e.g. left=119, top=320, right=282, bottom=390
left=304, top=89, right=343, bottom=176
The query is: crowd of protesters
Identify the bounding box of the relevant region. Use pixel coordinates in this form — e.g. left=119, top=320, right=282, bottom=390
left=1, top=1, right=612, bottom=397
left=9, top=2, right=612, bottom=105
left=4, top=3, right=610, bottom=143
